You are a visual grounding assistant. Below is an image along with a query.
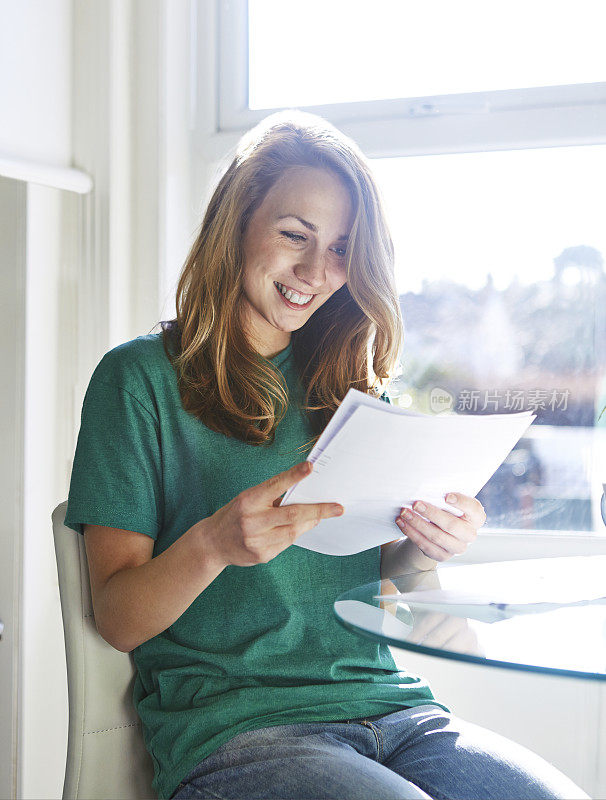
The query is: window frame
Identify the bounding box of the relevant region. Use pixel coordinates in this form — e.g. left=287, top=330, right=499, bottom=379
left=212, top=0, right=606, bottom=158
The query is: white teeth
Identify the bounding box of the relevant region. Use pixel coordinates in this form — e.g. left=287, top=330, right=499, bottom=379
left=275, top=282, right=313, bottom=305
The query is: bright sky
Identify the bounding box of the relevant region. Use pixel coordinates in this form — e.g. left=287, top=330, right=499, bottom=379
left=249, top=0, right=605, bottom=108
left=248, top=1, right=606, bottom=293
left=370, top=146, right=606, bottom=293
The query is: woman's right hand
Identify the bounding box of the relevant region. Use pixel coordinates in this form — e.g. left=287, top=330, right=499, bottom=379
left=201, top=460, right=344, bottom=568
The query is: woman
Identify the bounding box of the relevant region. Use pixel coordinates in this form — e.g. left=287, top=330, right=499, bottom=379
left=64, top=110, right=589, bottom=800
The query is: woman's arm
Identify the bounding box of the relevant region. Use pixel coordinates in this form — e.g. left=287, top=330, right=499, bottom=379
left=90, top=519, right=226, bottom=652
left=380, top=536, right=437, bottom=581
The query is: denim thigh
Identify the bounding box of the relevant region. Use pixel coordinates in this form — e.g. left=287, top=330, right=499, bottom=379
left=169, top=712, right=432, bottom=800
left=375, top=705, right=591, bottom=800
left=170, top=704, right=591, bottom=800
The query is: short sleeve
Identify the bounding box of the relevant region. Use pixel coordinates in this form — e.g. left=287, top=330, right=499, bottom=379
left=64, top=378, right=163, bottom=539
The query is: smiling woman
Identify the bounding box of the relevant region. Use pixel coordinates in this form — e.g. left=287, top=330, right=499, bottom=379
left=159, top=109, right=402, bottom=447
left=64, top=109, right=588, bottom=800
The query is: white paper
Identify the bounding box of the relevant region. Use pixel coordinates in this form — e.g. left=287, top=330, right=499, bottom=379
left=281, top=388, right=535, bottom=556
left=373, top=590, right=606, bottom=625
left=375, top=585, right=606, bottom=606
left=373, top=556, right=606, bottom=624
left=371, top=597, right=606, bottom=625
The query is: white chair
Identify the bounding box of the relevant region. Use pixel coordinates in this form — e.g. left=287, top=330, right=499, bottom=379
left=52, top=501, right=157, bottom=799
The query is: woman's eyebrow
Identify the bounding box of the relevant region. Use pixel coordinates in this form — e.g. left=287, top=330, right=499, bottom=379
left=276, top=214, right=349, bottom=241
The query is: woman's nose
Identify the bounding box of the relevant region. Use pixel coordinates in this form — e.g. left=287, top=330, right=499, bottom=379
left=294, top=251, right=327, bottom=289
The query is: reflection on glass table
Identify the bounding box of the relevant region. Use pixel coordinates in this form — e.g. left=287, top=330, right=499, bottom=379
left=334, top=555, right=606, bottom=681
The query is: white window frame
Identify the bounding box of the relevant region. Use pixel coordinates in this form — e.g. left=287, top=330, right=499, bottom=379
left=191, top=0, right=606, bottom=557
left=206, top=0, right=606, bottom=159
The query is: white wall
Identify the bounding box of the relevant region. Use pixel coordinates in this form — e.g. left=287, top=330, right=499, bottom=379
left=23, top=184, right=78, bottom=800
left=1, top=1, right=197, bottom=798
left=0, top=2, right=74, bottom=799
left=0, top=0, right=72, bottom=164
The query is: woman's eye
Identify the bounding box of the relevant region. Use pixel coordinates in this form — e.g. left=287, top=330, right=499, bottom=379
left=282, top=231, right=347, bottom=257
left=281, top=231, right=306, bottom=242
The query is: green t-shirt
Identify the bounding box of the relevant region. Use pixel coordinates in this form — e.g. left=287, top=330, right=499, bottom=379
left=64, top=333, right=449, bottom=800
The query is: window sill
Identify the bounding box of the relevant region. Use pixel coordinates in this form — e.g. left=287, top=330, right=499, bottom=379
left=449, top=526, right=606, bottom=565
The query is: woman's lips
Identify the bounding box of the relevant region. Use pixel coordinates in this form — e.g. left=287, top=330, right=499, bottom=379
left=274, top=281, right=315, bottom=310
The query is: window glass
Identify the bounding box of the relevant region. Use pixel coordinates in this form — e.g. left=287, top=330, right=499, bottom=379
left=248, top=0, right=604, bottom=110
left=370, top=145, right=606, bottom=532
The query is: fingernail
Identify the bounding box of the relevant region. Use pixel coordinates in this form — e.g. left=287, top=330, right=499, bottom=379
left=414, top=502, right=426, bottom=513
left=446, top=493, right=456, bottom=503
left=332, top=504, right=344, bottom=515
left=402, top=509, right=413, bottom=520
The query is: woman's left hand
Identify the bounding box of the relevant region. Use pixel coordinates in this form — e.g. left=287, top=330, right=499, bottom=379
left=395, top=493, right=487, bottom=562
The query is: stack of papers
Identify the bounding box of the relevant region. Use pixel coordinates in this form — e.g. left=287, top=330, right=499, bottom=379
left=281, top=388, right=535, bottom=556
left=372, top=557, right=606, bottom=623
left=374, top=557, right=606, bottom=623
left=373, top=588, right=606, bottom=624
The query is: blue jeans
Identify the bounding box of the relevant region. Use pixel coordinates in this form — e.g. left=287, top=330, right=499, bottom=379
left=169, top=704, right=591, bottom=800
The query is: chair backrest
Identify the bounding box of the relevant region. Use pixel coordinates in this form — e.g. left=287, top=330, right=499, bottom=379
left=52, top=502, right=157, bottom=800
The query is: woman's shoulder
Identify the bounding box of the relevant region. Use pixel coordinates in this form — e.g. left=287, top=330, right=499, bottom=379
left=88, top=332, right=170, bottom=399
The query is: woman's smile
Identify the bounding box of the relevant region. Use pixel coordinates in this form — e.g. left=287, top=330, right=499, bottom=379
left=274, top=281, right=316, bottom=309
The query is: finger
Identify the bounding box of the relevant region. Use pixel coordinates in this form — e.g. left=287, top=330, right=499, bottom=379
left=449, top=628, right=481, bottom=654
left=395, top=516, right=459, bottom=560
left=408, top=611, right=449, bottom=642
left=402, top=501, right=476, bottom=543
left=433, top=618, right=473, bottom=649
left=443, top=492, right=487, bottom=527
left=409, top=613, right=464, bottom=647
left=263, top=502, right=344, bottom=529
left=256, top=461, right=313, bottom=504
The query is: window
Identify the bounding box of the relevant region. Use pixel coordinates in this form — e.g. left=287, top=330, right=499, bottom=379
left=203, top=0, right=606, bottom=536
left=370, top=145, right=606, bottom=533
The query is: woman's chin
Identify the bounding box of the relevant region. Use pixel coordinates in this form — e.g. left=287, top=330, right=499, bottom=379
left=271, top=314, right=310, bottom=333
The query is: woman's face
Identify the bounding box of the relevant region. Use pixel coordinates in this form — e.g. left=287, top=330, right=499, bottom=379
left=240, top=165, right=354, bottom=358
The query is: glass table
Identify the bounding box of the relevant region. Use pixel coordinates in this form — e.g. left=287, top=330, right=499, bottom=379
left=334, top=555, right=606, bottom=681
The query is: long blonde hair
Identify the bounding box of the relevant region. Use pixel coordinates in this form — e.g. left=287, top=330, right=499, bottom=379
left=158, top=109, right=403, bottom=449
